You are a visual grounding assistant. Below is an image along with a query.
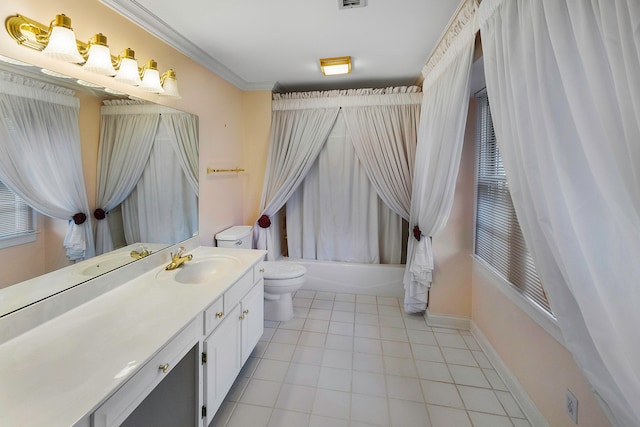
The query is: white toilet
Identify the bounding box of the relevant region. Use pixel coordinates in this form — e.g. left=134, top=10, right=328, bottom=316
left=215, top=225, right=254, bottom=249
left=215, top=226, right=306, bottom=322
left=262, top=261, right=306, bottom=322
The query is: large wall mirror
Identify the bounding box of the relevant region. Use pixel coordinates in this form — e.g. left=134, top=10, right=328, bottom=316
left=0, top=56, right=198, bottom=318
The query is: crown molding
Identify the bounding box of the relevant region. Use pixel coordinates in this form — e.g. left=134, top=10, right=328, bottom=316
left=100, top=0, right=273, bottom=91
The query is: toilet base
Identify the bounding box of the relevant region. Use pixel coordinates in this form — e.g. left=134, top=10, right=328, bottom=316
left=264, top=292, right=294, bottom=322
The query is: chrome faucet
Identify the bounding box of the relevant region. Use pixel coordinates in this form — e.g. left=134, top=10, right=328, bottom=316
left=130, top=245, right=152, bottom=260
left=165, top=246, right=193, bottom=270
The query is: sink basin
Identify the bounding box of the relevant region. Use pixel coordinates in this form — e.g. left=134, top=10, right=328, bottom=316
left=159, top=255, right=242, bottom=284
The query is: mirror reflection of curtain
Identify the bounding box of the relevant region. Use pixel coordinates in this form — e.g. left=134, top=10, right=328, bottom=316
left=95, top=104, right=159, bottom=254
left=0, top=71, right=94, bottom=260
left=95, top=102, right=198, bottom=254
left=286, top=114, right=403, bottom=263
left=122, top=116, right=198, bottom=245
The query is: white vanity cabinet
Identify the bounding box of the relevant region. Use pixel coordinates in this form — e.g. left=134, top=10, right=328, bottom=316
left=202, top=265, right=264, bottom=424
left=240, top=281, right=264, bottom=364
left=92, top=318, right=201, bottom=427
left=0, top=246, right=266, bottom=427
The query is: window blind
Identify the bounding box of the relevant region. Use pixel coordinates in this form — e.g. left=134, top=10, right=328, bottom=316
left=475, top=93, right=552, bottom=314
left=0, top=180, right=35, bottom=240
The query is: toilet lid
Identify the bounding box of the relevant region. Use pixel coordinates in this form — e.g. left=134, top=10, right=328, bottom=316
left=262, top=261, right=306, bottom=279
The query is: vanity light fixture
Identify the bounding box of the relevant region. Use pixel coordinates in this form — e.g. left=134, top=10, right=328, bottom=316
left=138, top=59, right=164, bottom=93
left=82, top=33, right=116, bottom=76
left=41, top=14, right=85, bottom=63
left=5, top=13, right=181, bottom=97
left=113, top=48, right=142, bottom=86
left=160, top=69, right=181, bottom=98
left=320, top=56, right=352, bottom=76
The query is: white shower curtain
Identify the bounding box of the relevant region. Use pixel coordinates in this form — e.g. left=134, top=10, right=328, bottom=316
left=403, top=1, right=477, bottom=312
left=255, top=107, right=340, bottom=260
left=342, top=101, right=419, bottom=221
left=286, top=114, right=403, bottom=264
left=0, top=71, right=94, bottom=261
left=479, top=0, right=640, bottom=425
left=257, top=88, right=421, bottom=261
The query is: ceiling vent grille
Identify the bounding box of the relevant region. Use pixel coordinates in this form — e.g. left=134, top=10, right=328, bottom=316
left=339, top=0, right=366, bottom=9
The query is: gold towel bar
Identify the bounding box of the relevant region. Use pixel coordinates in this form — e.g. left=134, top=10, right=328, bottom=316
left=207, top=167, right=245, bottom=174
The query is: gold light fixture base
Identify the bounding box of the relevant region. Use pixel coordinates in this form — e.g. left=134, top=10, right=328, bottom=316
left=6, top=14, right=93, bottom=61
left=5, top=13, right=181, bottom=96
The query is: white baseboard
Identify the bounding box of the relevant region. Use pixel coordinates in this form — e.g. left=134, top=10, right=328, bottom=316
left=471, top=321, right=551, bottom=427
left=424, top=310, right=471, bottom=330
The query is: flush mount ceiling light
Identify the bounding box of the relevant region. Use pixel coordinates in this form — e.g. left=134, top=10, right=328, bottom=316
left=4, top=13, right=180, bottom=97
left=320, top=56, right=352, bottom=76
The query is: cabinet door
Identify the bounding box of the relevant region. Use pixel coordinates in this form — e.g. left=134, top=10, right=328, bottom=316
left=241, top=281, right=264, bottom=364
left=203, top=304, right=241, bottom=420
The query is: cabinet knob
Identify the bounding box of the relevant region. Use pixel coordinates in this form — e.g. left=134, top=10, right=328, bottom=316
left=216, top=312, right=224, bottom=318
left=159, top=363, right=170, bottom=373
left=239, top=315, right=245, bottom=320
left=259, top=268, right=265, bottom=273
left=243, top=309, right=249, bottom=315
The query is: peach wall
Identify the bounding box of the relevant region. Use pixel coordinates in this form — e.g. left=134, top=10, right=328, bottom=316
left=0, top=215, right=45, bottom=287
left=472, top=263, right=611, bottom=427
left=0, top=0, right=248, bottom=282
left=427, top=99, right=476, bottom=318
left=241, top=91, right=272, bottom=225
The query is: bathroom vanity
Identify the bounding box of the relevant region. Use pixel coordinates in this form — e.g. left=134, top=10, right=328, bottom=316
left=0, top=244, right=266, bottom=427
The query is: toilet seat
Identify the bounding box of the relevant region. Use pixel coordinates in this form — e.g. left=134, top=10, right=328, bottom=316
left=262, top=261, right=306, bottom=280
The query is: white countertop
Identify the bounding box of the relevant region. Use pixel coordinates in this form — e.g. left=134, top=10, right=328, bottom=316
left=0, top=242, right=167, bottom=318
left=0, top=246, right=265, bottom=427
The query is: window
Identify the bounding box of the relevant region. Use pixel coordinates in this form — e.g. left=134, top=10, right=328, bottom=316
left=0, top=179, right=36, bottom=248
left=474, top=92, right=552, bottom=314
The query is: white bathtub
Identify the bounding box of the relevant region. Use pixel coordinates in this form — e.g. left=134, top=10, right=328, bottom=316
left=281, top=257, right=405, bottom=298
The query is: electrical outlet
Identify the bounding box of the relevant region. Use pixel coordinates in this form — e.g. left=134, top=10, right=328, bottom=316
left=566, top=389, right=578, bottom=423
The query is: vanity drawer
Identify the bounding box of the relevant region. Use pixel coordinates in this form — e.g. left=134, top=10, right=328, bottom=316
left=203, top=296, right=225, bottom=336
left=92, top=318, right=200, bottom=427
left=224, top=269, right=253, bottom=311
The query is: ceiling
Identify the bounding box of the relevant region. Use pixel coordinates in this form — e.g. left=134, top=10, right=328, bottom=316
left=100, top=0, right=461, bottom=92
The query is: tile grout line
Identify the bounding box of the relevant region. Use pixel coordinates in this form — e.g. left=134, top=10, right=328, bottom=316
left=214, top=290, right=531, bottom=427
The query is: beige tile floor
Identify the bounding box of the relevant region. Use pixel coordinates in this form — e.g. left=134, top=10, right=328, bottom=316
left=209, top=290, right=533, bottom=427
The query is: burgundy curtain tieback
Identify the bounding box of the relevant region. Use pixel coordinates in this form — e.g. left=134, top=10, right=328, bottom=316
left=72, top=212, right=87, bottom=225
left=94, top=208, right=106, bottom=220
left=413, top=225, right=421, bottom=241
left=258, top=215, right=271, bottom=228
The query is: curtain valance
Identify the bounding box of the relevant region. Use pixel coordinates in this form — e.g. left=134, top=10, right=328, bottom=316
left=272, top=87, right=422, bottom=111
left=101, top=100, right=186, bottom=115
left=422, top=0, right=478, bottom=90
left=0, top=70, right=78, bottom=107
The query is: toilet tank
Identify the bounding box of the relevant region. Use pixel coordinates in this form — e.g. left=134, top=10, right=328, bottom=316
left=215, top=225, right=253, bottom=249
